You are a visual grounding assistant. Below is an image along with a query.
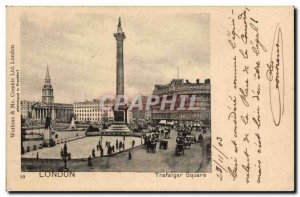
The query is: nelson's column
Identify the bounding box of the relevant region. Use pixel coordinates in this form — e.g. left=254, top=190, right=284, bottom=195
left=106, top=17, right=130, bottom=133
left=115, top=17, right=125, bottom=98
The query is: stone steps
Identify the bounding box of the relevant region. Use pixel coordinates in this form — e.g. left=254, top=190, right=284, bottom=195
left=106, top=124, right=131, bottom=132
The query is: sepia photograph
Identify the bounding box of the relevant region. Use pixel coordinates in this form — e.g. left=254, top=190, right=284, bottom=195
left=20, top=11, right=211, bottom=173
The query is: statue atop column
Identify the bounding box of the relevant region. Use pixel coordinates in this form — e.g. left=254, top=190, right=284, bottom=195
left=113, top=17, right=128, bottom=124
left=114, top=17, right=126, bottom=97
left=105, top=17, right=131, bottom=134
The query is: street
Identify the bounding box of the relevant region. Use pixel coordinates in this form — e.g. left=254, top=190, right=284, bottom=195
left=22, top=128, right=211, bottom=173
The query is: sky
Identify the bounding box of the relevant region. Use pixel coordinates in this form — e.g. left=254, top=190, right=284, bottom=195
left=21, top=8, right=210, bottom=103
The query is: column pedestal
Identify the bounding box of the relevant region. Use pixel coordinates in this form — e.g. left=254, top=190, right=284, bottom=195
left=42, top=128, right=55, bottom=147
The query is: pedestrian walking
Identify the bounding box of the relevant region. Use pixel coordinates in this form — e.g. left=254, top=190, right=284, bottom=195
left=63, top=142, right=68, bottom=155
left=92, top=148, right=96, bottom=158
left=60, top=148, right=64, bottom=159
left=100, top=148, right=103, bottom=157
left=107, top=145, right=111, bottom=155
left=128, top=151, right=132, bottom=160
left=119, top=141, right=122, bottom=150
left=132, top=139, right=135, bottom=148
left=122, top=141, right=125, bottom=149
left=88, top=155, right=92, bottom=166
left=116, top=139, right=119, bottom=149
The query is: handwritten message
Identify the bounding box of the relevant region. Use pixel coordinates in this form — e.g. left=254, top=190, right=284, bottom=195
left=213, top=7, right=285, bottom=184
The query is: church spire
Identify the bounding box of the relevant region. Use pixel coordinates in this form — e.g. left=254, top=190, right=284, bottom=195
left=45, top=64, right=51, bottom=85
left=42, top=64, right=54, bottom=104
left=46, top=64, right=50, bottom=79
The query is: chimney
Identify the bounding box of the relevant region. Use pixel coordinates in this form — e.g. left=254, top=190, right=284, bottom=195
left=205, top=79, right=210, bottom=84
left=196, top=79, right=200, bottom=84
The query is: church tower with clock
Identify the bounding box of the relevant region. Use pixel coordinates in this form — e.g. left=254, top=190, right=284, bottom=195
left=42, top=65, right=54, bottom=104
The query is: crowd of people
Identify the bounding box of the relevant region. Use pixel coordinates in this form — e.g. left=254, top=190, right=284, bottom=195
left=87, top=136, right=137, bottom=166
left=60, top=124, right=210, bottom=168
left=59, top=136, right=139, bottom=168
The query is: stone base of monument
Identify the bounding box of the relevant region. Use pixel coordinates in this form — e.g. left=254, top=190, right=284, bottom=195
left=106, top=123, right=130, bottom=132
left=101, top=122, right=131, bottom=136
left=42, top=138, right=55, bottom=147
left=98, top=104, right=132, bottom=136
left=42, top=128, right=55, bottom=147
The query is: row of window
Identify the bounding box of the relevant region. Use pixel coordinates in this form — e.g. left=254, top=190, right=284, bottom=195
left=74, top=104, right=113, bottom=108
left=155, top=90, right=210, bottom=95
left=74, top=105, right=100, bottom=108
left=77, top=117, right=101, bottom=121
left=152, top=106, right=210, bottom=111
left=74, top=109, right=112, bottom=112
left=75, top=113, right=113, bottom=117
left=152, top=112, right=210, bottom=119
left=76, top=113, right=101, bottom=117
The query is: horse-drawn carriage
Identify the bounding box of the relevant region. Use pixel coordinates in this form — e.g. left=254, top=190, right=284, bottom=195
left=184, top=135, right=195, bottom=148
left=159, top=139, right=168, bottom=149
left=175, top=143, right=185, bottom=156
left=164, top=129, right=170, bottom=139
left=184, top=139, right=192, bottom=149
left=174, top=134, right=185, bottom=156
left=146, top=142, right=156, bottom=153
left=145, top=139, right=157, bottom=153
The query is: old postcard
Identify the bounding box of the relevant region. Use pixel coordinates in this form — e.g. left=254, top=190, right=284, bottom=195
left=6, top=7, right=294, bottom=191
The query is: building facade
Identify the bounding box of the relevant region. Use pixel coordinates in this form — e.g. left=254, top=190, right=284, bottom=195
left=32, top=66, right=73, bottom=123
left=151, top=78, right=211, bottom=127
left=74, top=99, right=114, bottom=123
left=131, top=95, right=151, bottom=120
left=21, top=100, right=36, bottom=118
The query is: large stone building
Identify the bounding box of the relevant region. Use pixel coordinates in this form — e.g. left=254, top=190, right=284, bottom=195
left=31, top=66, right=73, bottom=123
left=21, top=100, right=36, bottom=118
left=151, top=78, right=211, bottom=127
left=74, top=99, right=114, bottom=123
left=131, top=95, right=151, bottom=120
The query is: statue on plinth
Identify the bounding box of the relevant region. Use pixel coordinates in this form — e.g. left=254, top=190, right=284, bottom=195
left=43, top=114, right=55, bottom=147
